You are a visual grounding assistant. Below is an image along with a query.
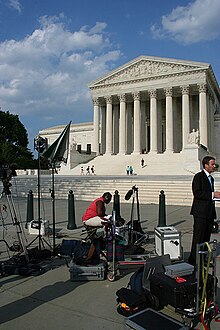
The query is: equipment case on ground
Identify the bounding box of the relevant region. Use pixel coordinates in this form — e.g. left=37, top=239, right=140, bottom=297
left=149, top=272, right=197, bottom=309
left=28, top=219, right=49, bottom=236
left=165, top=262, right=194, bottom=278
left=69, top=262, right=106, bottom=281
left=125, top=308, right=188, bottom=329
left=155, top=226, right=182, bottom=260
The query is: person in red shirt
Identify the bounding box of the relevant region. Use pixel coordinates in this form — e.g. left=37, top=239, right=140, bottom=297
left=82, top=192, right=112, bottom=227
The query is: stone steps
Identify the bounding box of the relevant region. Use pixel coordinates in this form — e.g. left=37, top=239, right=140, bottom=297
left=60, top=151, right=201, bottom=176
left=3, top=175, right=196, bottom=206
left=5, top=173, right=220, bottom=206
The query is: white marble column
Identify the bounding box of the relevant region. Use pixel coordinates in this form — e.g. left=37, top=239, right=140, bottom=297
left=146, top=102, right=150, bottom=152
left=150, top=90, right=158, bottom=153
left=172, top=97, right=180, bottom=152
left=199, top=83, right=208, bottom=148
left=105, top=96, right=113, bottom=154
left=141, top=101, right=146, bottom=153
left=113, top=104, right=119, bottom=154
left=209, top=93, right=215, bottom=152
left=181, top=86, right=190, bottom=150
left=164, top=87, right=174, bottom=153
left=101, top=106, right=106, bottom=154
left=119, top=94, right=126, bottom=154
left=126, top=103, right=133, bottom=154
left=133, top=92, right=141, bottom=153
left=93, top=97, right=100, bottom=154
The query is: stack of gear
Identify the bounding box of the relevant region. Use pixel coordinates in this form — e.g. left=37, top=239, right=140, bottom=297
left=60, top=239, right=108, bottom=281
left=116, top=255, right=171, bottom=316
left=116, top=254, right=219, bottom=328
left=60, top=239, right=101, bottom=266
left=106, top=221, right=125, bottom=262
left=149, top=271, right=197, bottom=310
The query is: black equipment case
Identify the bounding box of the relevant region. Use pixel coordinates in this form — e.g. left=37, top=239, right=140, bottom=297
left=69, top=262, right=107, bottom=281
left=125, top=308, right=188, bottom=329
left=149, top=272, right=197, bottom=309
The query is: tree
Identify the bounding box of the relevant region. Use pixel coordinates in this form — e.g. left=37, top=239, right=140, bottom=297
left=0, top=110, right=34, bottom=168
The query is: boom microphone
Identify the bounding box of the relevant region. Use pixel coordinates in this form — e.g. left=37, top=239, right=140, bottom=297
left=125, top=189, right=133, bottom=200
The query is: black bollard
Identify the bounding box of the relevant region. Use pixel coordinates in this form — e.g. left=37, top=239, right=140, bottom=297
left=67, top=190, right=77, bottom=229
left=113, top=190, right=121, bottom=220
left=25, top=190, right=34, bottom=229
left=158, top=190, right=166, bottom=227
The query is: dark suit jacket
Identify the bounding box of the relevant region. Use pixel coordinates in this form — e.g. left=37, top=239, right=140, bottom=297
left=190, top=170, right=216, bottom=219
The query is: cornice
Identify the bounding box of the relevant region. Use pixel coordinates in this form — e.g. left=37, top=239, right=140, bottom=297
left=90, top=69, right=206, bottom=92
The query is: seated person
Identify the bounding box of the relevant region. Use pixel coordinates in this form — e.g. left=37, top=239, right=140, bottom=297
left=82, top=192, right=112, bottom=227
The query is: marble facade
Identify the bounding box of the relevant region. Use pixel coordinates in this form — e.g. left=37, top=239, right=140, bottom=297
left=40, top=55, right=220, bottom=174
left=89, top=56, right=220, bottom=160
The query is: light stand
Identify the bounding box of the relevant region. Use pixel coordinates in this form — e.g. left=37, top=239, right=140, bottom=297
left=27, top=136, right=51, bottom=253
left=42, top=121, right=71, bottom=255
left=50, top=162, right=56, bottom=254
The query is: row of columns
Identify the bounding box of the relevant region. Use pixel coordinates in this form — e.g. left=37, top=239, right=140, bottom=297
left=93, top=84, right=208, bottom=155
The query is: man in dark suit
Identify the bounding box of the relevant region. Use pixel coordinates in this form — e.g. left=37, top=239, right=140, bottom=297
left=188, top=156, right=220, bottom=265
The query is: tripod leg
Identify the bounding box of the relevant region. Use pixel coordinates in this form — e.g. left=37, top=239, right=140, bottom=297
left=6, top=194, right=29, bottom=262
left=107, top=211, right=117, bottom=282
left=128, top=195, right=136, bottom=244
left=136, top=190, right=140, bottom=222
left=0, top=206, right=6, bottom=240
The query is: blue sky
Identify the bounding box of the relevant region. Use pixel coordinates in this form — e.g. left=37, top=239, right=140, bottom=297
left=0, top=0, right=220, bottom=152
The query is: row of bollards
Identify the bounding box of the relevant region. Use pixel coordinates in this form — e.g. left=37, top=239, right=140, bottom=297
left=25, top=189, right=77, bottom=230
left=26, top=188, right=167, bottom=230
left=112, top=189, right=167, bottom=227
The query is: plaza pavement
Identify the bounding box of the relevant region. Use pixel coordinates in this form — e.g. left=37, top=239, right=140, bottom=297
left=0, top=196, right=220, bottom=329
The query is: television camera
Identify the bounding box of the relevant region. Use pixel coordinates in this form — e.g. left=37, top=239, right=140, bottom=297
left=0, top=163, right=17, bottom=195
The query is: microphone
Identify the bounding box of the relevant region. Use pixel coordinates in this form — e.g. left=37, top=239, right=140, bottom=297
left=125, top=189, right=133, bottom=200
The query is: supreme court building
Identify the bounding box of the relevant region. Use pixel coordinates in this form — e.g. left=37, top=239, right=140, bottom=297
left=41, top=55, right=220, bottom=175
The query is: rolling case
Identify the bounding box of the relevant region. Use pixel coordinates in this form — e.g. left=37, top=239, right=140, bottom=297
left=149, top=272, right=197, bottom=309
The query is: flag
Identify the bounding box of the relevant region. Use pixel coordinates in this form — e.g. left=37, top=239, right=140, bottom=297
left=43, top=121, right=71, bottom=165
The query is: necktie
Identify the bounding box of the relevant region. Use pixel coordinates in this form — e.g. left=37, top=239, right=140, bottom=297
left=208, top=175, right=214, bottom=192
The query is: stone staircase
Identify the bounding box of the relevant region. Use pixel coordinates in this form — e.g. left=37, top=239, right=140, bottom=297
left=59, top=151, right=201, bottom=176
left=1, top=174, right=197, bottom=206
left=3, top=172, right=220, bottom=206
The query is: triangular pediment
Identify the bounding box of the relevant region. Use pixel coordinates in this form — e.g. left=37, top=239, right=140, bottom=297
left=89, top=55, right=210, bottom=88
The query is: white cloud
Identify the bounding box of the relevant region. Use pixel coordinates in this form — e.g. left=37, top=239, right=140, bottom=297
left=151, top=0, right=220, bottom=44
left=0, top=15, right=121, bottom=128
left=7, top=0, right=22, bottom=13
left=88, top=22, right=107, bottom=34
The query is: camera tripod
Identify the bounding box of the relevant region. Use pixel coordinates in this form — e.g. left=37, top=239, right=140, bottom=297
left=125, top=185, right=149, bottom=246
left=1, top=188, right=29, bottom=262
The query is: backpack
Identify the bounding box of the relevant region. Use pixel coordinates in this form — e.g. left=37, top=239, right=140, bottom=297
left=116, top=259, right=166, bottom=316
left=116, top=287, right=146, bottom=316
left=116, top=266, right=149, bottom=316
left=128, top=266, right=144, bottom=295
left=61, top=239, right=100, bottom=265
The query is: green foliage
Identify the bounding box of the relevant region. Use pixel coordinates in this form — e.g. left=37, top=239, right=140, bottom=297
left=0, top=110, right=34, bottom=168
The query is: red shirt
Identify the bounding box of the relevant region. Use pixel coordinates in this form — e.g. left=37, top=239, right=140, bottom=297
left=82, top=197, right=105, bottom=222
